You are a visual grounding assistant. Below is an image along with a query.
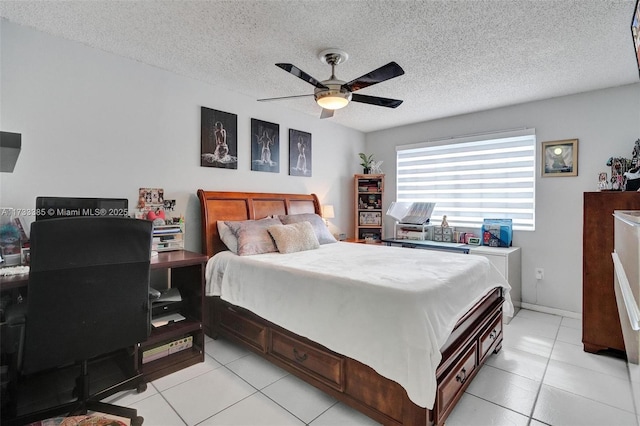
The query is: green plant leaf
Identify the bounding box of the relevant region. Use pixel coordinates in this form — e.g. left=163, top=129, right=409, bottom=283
left=358, top=152, right=374, bottom=167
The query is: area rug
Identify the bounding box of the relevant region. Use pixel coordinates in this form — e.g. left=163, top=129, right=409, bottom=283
left=27, top=412, right=130, bottom=426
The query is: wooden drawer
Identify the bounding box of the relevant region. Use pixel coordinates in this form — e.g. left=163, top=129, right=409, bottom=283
left=270, top=330, right=344, bottom=391
left=219, top=306, right=267, bottom=352
left=437, top=341, right=477, bottom=423
left=479, top=313, right=502, bottom=364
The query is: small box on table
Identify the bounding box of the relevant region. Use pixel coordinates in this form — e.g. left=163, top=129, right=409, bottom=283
left=482, top=219, right=512, bottom=247
left=434, top=226, right=455, bottom=242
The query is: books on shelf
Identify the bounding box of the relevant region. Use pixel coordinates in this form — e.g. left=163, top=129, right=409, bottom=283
left=357, top=178, right=382, bottom=192
left=152, top=223, right=184, bottom=252
left=151, top=312, right=186, bottom=328
left=153, top=226, right=182, bottom=234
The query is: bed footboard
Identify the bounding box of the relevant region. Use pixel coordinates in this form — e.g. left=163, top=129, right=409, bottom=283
left=204, top=288, right=504, bottom=426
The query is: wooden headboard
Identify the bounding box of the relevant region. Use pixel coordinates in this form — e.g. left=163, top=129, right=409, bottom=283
left=197, top=190, right=321, bottom=258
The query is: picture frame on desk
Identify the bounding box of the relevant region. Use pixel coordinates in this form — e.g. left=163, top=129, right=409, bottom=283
left=359, top=211, right=381, bottom=226
left=20, top=247, right=29, bottom=265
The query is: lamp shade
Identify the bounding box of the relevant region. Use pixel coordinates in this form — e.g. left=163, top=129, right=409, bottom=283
left=316, top=95, right=349, bottom=110
left=322, top=205, right=335, bottom=219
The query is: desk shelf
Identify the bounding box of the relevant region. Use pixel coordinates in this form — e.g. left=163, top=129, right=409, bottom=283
left=139, top=250, right=206, bottom=382
left=0, top=250, right=207, bottom=386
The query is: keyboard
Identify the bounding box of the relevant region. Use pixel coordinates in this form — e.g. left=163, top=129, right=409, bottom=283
left=0, top=265, right=30, bottom=276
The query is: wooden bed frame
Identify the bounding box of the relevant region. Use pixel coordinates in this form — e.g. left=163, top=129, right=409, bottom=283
left=197, top=189, right=505, bottom=426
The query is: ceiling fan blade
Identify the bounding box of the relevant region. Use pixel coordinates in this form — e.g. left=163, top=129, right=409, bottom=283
left=343, top=62, right=405, bottom=92
left=320, top=108, right=334, bottom=119
left=257, top=94, right=313, bottom=102
left=276, top=63, right=328, bottom=89
left=351, top=94, right=403, bottom=108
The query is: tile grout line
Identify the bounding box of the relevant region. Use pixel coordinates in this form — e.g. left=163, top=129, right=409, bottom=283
left=151, top=381, right=189, bottom=426
left=219, top=363, right=309, bottom=425
left=524, top=317, right=561, bottom=426
left=306, top=400, right=341, bottom=425
left=458, top=313, right=560, bottom=424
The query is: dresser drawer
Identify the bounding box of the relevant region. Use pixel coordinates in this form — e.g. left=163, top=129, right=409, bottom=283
left=270, top=330, right=344, bottom=391
left=220, top=306, right=267, bottom=352
left=437, top=341, right=477, bottom=422
left=479, top=313, right=502, bottom=364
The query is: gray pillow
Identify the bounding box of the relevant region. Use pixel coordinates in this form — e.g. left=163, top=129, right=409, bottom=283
left=225, top=217, right=282, bottom=256
left=278, top=213, right=337, bottom=244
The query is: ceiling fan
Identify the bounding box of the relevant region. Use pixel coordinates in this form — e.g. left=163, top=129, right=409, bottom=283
left=258, top=49, right=405, bottom=119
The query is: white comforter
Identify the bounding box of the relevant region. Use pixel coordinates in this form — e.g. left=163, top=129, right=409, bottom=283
left=205, top=242, right=512, bottom=409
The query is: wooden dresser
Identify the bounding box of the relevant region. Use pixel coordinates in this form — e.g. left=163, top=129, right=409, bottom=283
left=583, top=191, right=640, bottom=353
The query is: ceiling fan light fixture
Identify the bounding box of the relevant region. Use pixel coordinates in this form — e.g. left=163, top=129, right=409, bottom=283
left=316, top=93, right=349, bottom=110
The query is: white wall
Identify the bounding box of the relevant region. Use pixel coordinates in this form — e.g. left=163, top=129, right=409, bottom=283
left=366, top=83, right=640, bottom=314
left=0, top=20, right=365, bottom=251
left=3, top=20, right=639, bottom=315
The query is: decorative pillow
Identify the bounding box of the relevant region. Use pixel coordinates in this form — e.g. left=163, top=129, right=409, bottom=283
left=217, top=221, right=238, bottom=253
left=225, top=217, right=282, bottom=256
left=267, top=222, right=320, bottom=254
left=278, top=213, right=337, bottom=244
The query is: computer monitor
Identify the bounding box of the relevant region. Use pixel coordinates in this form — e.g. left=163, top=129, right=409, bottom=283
left=35, top=197, right=129, bottom=220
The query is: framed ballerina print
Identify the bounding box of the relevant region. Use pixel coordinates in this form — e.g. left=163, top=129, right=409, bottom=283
left=201, top=107, right=238, bottom=169
left=289, top=129, right=312, bottom=177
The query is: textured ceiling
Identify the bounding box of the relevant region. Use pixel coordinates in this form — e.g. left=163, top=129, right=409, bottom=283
left=1, top=0, right=638, bottom=133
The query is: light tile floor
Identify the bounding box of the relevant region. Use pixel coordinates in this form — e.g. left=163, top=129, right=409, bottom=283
left=104, top=309, right=640, bottom=425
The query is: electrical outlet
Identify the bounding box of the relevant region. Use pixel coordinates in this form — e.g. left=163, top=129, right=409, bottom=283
left=535, top=268, right=544, bottom=280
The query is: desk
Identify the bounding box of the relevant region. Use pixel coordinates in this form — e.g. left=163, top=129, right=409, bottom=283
left=382, top=238, right=470, bottom=253
left=0, top=273, right=29, bottom=291
left=0, top=250, right=207, bottom=381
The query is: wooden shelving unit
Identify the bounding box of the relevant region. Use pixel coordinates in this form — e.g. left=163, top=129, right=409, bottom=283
left=354, top=174, right=384, bottom=242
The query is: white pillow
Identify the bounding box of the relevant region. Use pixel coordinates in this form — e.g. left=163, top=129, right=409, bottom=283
left=217, top=221, right=238, bottom=253
left=267, top=222, right=320, bottom=254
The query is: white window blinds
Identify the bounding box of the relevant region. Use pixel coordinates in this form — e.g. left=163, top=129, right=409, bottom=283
left=396, top=130, right=536, bottom=231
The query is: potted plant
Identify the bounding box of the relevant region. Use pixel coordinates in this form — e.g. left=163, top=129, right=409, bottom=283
left=359, top=153, right=374, bottom=174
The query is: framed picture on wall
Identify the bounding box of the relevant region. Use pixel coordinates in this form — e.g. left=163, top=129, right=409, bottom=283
left=251, top=118, right=280, bottom=173
left=541, top=139, right=578, bottom=177
left=289, top=129, right=312, bottom=177
left=201, top=107, right=238, bottom=169
left=632, top=0, right=640, bottom=78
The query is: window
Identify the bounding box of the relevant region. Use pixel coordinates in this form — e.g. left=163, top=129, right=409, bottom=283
left=396, top=129, right=536, bottom=231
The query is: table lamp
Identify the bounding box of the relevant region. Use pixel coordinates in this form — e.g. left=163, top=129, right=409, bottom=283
left=321, top=205, right=335, bottom=226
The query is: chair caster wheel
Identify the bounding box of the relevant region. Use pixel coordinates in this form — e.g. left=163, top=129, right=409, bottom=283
left=132, top=415, right=144, bottom=425
left=137, top=382, right=147, bottom=393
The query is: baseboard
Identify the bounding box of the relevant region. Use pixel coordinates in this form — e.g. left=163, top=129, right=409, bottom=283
left=520, top=302, right=581, bottom=320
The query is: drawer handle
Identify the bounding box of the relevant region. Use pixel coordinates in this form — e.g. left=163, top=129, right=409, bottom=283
left=489, top=329, right=498, bottom=340
left=293, top=348, right=308, bottom=363
left=456, top=368, right=468, bottom=385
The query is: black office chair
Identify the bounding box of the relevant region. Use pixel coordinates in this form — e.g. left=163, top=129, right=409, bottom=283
left=8, top=216, right=153, bottom=425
